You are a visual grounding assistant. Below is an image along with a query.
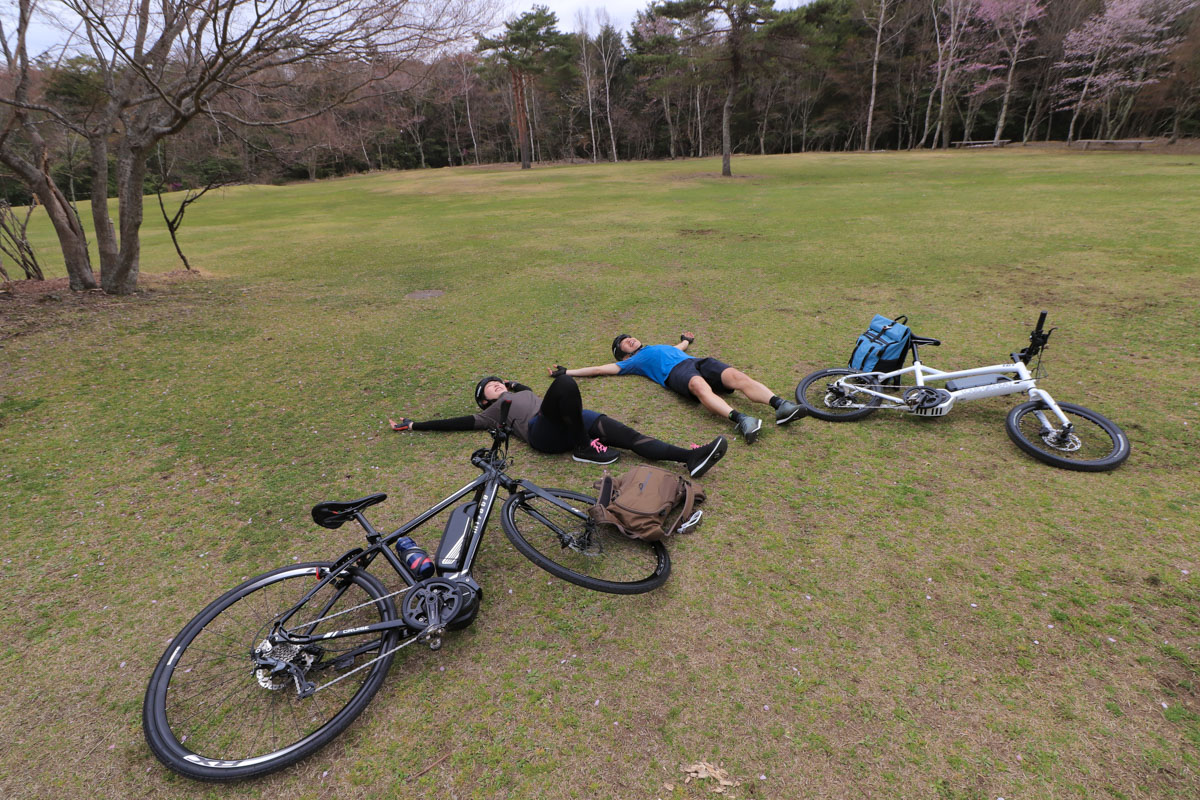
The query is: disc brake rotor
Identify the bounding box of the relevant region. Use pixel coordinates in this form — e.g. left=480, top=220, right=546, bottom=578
left=1042, top=429, right=1082, bottom=452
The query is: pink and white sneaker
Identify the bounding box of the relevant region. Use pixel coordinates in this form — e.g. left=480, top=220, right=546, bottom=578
left=572, top=438, right=619, bottom=465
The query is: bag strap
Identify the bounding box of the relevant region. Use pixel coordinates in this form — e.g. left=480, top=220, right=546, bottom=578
left=666, top=477, right=702, bottom=535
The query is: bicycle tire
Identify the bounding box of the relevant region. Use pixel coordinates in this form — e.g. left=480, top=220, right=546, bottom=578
left=143, top=562, right=399, bottom=781
left=796, top=368, right=883, bottom=422
left=501, top=488, right=670, bottom=594
left=1005, top=400, right=1130, bottom=471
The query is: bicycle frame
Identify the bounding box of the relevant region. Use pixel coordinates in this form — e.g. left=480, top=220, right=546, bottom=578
left=269, top=446, right=588, bottom=650
left=839, top=356, right=1076, bottom=428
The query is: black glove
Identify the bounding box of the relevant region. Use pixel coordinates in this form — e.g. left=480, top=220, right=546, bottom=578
left=389, top=418, right=414, bottom=432
left=680, top=334, right=695, bottom=344
left=549, top=365, right=567, bottom=378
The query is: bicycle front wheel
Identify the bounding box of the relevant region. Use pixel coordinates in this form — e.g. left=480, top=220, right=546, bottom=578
left=143, top=563, right=399, bottom=781
left=1005, top=400, right=1130, bottom=471
left=501, top=488, right=670, bottom=594
left=796, top=368, right=883, bottom=421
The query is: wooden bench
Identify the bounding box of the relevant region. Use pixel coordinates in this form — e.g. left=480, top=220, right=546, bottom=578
left=952, top=140, right=1011, bottom=148
left=1069, top=139, right=1154, bottom=150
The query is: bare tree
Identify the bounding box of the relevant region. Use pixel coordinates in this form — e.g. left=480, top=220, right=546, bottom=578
left=0, top=0, right=495, bottom=294
left=594, top=10, right=623, bottom=162
left=860, top=0, right=911, bottom=150
left=0, top=197, right=43, bottom=280
left=658, top=1, right=777, bottom=176
left=575, top=10, right=600, bottom=161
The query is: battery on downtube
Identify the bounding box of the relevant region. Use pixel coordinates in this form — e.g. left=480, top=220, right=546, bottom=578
left=435, top=502, right=477, bottom=572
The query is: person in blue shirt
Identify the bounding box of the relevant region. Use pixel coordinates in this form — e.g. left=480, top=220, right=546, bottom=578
left=549, top=332, right=805, bottom=444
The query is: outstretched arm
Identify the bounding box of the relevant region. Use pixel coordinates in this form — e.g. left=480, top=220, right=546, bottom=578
left=548, top=363, right=621, bottom=378
left=675, top=332, right=695, bottom=352
left=389, top=415, right=479, bottom=432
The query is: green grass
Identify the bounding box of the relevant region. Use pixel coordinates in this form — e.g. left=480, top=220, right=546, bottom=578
left=2, top=149, right=1199, bottom=799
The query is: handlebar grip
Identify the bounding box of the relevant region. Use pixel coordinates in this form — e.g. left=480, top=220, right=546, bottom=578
left=1035, top=311, right=1047, bottom=333
left=500, top=399, right=511, bottom=425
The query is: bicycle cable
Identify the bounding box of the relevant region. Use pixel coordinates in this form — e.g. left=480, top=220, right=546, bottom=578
left=289, top=584, right=413, bottom=631
left=312, top=626, right=434, bottom=694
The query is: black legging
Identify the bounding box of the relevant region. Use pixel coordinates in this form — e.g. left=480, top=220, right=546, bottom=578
left=528, top=375, right=589, bottom=451
left=530, top=376, right=691, bottom=463
left=589, top=415, right=691, bottom=463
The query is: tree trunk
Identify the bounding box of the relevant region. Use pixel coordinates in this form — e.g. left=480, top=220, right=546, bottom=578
left=461, top=63, right=481, bottom=165
left=721, top=79, right=734, bottom=177
left=918, top=64, right=942, bottom=148
left=581, top=40, right=599, bottom=162
left=89, top=136, right=121, bottom=282
left=865, top=1, right=887, bottom=151
left=663, top=91, right=677, bottom=159
left=32, top=173, right=97, bottom=290
left=511, top=68, right=531, bottom=169
left=0, top=138, right=95, bottom=287
left=1067, top=52, right=1103, bottom=144
left=102, top=144, right=150, bottom=295
left=995, top=60, right=1019, bottom=143
left=157, top=190, right=192, bottom=271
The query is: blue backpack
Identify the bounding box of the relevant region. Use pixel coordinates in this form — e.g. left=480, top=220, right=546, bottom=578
left=849, top=314, right=911, bottom=376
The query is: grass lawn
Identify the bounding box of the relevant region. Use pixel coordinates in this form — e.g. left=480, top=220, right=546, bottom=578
left=1, top=149, right=1198, bottom=799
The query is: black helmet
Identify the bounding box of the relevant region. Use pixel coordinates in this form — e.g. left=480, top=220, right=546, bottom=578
left=474, top=375, right=505, bottom=409
left=612, top=333, right=634, bottom=361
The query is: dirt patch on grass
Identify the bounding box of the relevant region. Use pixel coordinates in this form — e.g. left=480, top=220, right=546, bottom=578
left=0, top=270, right=213, bottom=342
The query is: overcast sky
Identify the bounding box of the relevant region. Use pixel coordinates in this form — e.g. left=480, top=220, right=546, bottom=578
left=503, top=1, right=808, bottom=35
left=14, top=1, right=808, bottom=57
left=533, top=1, right=650, bottom=33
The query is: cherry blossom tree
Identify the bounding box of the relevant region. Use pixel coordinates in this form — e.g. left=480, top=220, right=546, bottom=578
left=973, top=0, right=1046, bottom=141
left=1057, top=0, right=1199, bottom=141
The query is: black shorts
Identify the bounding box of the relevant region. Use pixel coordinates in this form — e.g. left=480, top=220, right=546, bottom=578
left=664, top=357, right=734, bottom=400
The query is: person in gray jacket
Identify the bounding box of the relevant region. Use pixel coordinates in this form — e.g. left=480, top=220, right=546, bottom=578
left=390, top=375, right=727, bottom=478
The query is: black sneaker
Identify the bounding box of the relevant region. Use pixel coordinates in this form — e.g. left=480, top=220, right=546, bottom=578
left=736, top=415, right=762, bottom=444
left=573, top=438, right=619, bottom=465
left=685, top=436, right=728, bottom=479
left=775, top=400, right=807, bottom=425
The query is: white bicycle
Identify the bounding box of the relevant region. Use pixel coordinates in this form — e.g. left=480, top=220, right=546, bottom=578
left=795, top=312, right=1130, bottom=472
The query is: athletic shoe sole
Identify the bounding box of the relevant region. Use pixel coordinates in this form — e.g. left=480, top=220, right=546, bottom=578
left=739, top=418, right=762, bottom=444
left=688, top=436, right=728, bottom=478
left=573, top=453, right=620, bottom=465
left=775, top=405, right=808, bottom=425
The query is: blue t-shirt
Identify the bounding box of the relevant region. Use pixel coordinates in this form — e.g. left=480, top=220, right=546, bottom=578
left=617, top=345, right=693, bottom=386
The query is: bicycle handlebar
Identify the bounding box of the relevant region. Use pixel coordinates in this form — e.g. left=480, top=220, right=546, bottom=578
left=1014, top=310, right=1054, bottom=364
left=482, top=399, right=513, bottom=461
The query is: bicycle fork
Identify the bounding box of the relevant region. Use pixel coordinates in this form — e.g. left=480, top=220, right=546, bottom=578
left=1026, top=387, right=1075, bottom=439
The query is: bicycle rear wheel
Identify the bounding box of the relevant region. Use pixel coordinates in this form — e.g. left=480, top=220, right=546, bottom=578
left=501, top=488, right=670, bottom=594
left=796, top=368, right=883, bottom=421
left=143, top=563, right=399, bottom=781
left=1005, top=400, right=1130, bottom=471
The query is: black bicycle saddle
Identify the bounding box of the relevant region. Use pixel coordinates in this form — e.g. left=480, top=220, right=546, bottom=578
left=311, top=493, right=388, bottom=529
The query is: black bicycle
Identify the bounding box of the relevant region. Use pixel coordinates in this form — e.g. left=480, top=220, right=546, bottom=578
left=142, top=403, right=669, bottom=781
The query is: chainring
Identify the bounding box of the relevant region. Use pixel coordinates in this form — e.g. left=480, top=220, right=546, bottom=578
left=400, top=578, right=465, bottom=630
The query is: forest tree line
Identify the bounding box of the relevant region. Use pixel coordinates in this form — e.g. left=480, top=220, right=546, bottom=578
left=1, top=0, right=1197, bottom=291
left=161, top=0, right=1200, bottom=183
